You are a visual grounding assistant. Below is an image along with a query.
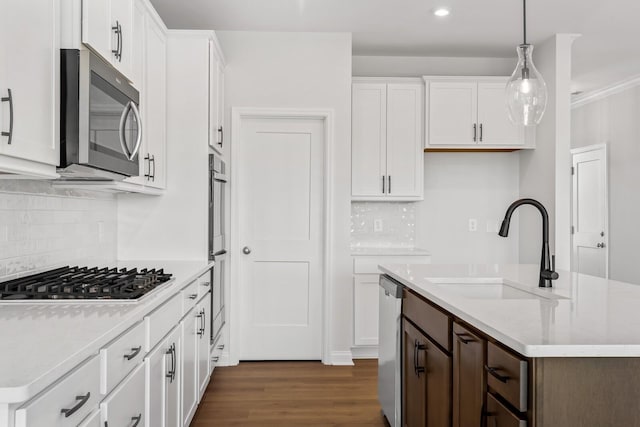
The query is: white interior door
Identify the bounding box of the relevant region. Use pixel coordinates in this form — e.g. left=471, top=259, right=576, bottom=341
left=572, top=145, right=608, bottom=278
left=239, top=117, right=324, bottom=360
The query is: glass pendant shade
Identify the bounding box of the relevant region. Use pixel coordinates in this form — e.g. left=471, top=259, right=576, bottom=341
left=506, top=44, right=547, bottom=126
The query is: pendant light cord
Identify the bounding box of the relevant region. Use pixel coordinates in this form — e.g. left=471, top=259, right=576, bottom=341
left=523, top=0, right=527, bottom=45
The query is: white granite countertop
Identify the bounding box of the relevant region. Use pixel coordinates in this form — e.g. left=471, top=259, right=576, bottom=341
left=351, top=247, right=431, bottom=256
left=0, top=260, right=214, bottom=403
left=380, top=263, right=640, bottom=358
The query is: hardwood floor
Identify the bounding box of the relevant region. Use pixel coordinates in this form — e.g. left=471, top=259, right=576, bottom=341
left=191, top=359, right=388, bottom=426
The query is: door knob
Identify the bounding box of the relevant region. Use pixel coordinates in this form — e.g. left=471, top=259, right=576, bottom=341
left=242, top=246, right=251, bottom=255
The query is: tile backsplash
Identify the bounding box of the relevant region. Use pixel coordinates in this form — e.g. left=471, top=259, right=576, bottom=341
left=351, top=202, right=416, bottom=248
left=0, top=181, right=117, bottom=280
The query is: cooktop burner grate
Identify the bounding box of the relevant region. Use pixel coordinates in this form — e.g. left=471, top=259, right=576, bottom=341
left=0, top=266, right=173, bottom=300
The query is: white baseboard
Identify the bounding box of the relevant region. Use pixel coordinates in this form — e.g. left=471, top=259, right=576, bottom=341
left=351, top=346, right=379, bottom=359
left=216, top=351, right=237, bottom=367
left=330, top=351, right=354, bottom=366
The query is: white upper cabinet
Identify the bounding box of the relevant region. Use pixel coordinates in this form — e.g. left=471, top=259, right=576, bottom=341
left=425, top=77, right=529, bottom=149
left=82, top=0, right=134, bottom=80
left=0, top=0, right=59, bottom=177
left=352, top=79, right=423, bottom=201
left=208, top=39, right=226, bottom=156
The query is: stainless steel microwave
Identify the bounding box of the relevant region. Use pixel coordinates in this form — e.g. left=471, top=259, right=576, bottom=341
left=59, top=49, right=142, bottom=180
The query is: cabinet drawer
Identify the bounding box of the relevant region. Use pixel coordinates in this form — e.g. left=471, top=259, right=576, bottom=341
left=182, top=279, right=200, bottom=315
left=486, top=393, right=527, bottom=427
left=486, top=341, right=528, bottom=412
left=78, top=410, right=101, bottom=427
left=353, top=255, right=431, bottom=274
left=15, top=356, right=100, bottom=427
left=100, top=321, right=146, bottom=395
left=198, top=269, right=212, bottom=300
left=403, top=288, right=451, bottom=352
left=145, top=294, right=181, bottom=351
left=101, top=363, right=146, bottom=427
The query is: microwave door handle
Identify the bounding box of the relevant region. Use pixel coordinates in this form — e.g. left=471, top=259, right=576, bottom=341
left=129, top=102, right=143, bottom=159
left=119, top=101, right=134, bottom=160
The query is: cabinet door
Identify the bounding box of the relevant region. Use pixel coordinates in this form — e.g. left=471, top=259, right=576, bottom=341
left=82, top=0, right=112, bottom=62
left=453, top=322, right=486, bottom=427
left=111, top=0, right=134, bottom=78
left=198, top=293, right=212, bottom=399
left=428, top=81, right=477, bottom=146
left=166, top=327, right=182, bottom=427
left=352, top=83, right=387, bottom=198
left=354, top=275, right=379, bottom=347
left=181, top=309, right=199, bottom=427
left=208, top=42, right=222, bottom=155
left=477, top=82, right=524, bottom=146
left=145, top=336, right=168, bottom=427
left=403, top=319, right=426, bottom=427
left=217, top=61, right=225, bottom=156
left=101, top=363, right=146, bottom=427
left=144, top=15, right=167, bottom=189
left=0, top=0, right=58, bottom=165
left=386, top=84, right=423, bottom=198
left=403, top=319, right=452, bottom=427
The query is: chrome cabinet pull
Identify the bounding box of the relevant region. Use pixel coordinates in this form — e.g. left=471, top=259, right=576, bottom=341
left=150, top=155, right=155, bottom=181
left=479, top=123, right=483, bottom=142
left=197, top=311, right=204, bottom=336
left=1, top=89, right=13, bottom=145
left=111, top=21, right=121, bottom=59
left=218, top=126, right=223, bottom=146
left=124, top=346, right=142, bottom=361
left=485, top=365, right=510, bottom=383
left=382, top=175, right=386, bottom=194
left=188, top=294, right=198, bottom=300
left=131, top=413, right=142, bottom=427
left=473, top=123, right=477, bottom=142
left=144, top=154, right=151, bottom=179
left=118, top=23, right=123, bottom=62
left=60, top=392, right=91, bottom=418
left=388, top=176, right=391, bottom=194
left=414, top=340, right=427, bottom=377
left=165, top=344, right=176, bottom=382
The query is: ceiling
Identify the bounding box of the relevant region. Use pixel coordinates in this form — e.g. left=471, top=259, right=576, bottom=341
left=150, top=0, right=640, bottom=92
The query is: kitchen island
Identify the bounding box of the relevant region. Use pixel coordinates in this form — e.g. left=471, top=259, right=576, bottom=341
left=380, top=263, right=640, bottom=427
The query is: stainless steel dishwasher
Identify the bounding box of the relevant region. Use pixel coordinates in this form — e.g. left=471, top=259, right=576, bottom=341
left=378, top=275, right=403, bottom=427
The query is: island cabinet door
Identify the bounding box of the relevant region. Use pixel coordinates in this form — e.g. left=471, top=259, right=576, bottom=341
left=452, top=322, right=486, bottom=427
left=403, top=319, right=452, bottom=427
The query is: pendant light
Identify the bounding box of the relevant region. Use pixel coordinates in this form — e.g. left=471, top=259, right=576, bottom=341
left=505, top=0, right=547, bottom=126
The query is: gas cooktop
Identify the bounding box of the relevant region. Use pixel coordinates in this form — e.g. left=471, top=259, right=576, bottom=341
left=0, top=266, right=173, bottom=301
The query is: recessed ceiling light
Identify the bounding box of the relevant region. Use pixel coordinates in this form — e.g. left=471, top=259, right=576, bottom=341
left=433, top=7, right=450, bottom=17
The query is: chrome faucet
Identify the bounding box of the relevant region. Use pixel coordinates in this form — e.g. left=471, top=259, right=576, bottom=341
left=498, top=198, right=559, bottom=288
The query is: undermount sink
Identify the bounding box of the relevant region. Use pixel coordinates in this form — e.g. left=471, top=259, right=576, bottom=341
left=431, top=279, right=562, bottom=300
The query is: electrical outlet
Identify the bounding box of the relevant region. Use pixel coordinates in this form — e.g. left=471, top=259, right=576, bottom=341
left=374, top=219, right=383, bottom=232
left=468, top=218, right=478, bottom=232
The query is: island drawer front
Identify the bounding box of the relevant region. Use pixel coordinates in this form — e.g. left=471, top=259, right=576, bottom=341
left=100, top=320, right=146, bottom=395
left=486, top=393, right=527, bottom=427
left=198, top=269, right=212, bottom=300
left=353, top=256, right=431, bottom=274
left=486, top=342, right=528, bottom=412
left=182, top=279, right=200, bottom=315
left=100, top=362, right=146, bottom=427
left=403, top=288, right=451, bottom=352
left=145, top=294, right=181, bottom=351
left=15, top=355, right=100, bottom=427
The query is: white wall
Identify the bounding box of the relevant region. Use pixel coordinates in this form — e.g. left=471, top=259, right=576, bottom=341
left=353, top=55, right=515, bottom=77
left=416, top=152, right=520, bottom=264
left=572, top=84, right=640, bottom=284
left=0, top=181, right=117, bottom=280
left=217, top=31, right=353, bottom=364
left=519, top=35, right=577, bottom=267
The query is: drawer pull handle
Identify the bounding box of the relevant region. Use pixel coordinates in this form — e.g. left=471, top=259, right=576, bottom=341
left=212, top=356, right=219, bottom=362
left=454, top=332, right=473, bottom=344
left=485, top=365, right=510, bottom=383
left=189, top=294, right=198, bottom=300
left=201, top=281, right=211, bottom=287
left=124, top=346, right=142, bottom=361
left=413, top=340, right=427, bottom=377
left=131, top=413, right=142, bottom=427
left=60, top=392, right=90, bottom=418
left=217, top=344, right=225, bottom=350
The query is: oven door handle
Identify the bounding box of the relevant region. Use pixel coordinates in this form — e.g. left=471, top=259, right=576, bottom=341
left=118, top=101, right=143, bottom=161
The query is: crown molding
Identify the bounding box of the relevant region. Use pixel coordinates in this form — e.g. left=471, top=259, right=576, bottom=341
left=572, top=74, right=640, bottom=109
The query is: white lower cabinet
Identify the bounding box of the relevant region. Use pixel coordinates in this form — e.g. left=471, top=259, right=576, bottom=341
left=197, top=293, right=212, bottom=399
left=100, top=363, right=146, bottom=427
left=181, top=306, right=199, bottom=427
left=78, top=410, right=101, bottom=427
left=146, top=325, right=181, bottom=427
left=14, top=356, right=100, bottom=427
